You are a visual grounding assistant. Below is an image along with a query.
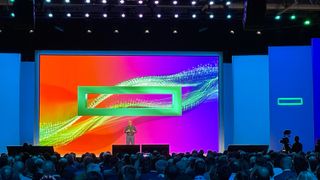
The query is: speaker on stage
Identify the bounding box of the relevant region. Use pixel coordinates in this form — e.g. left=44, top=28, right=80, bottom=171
left=112, top=145, right=140, bottom=155
left=227, top=145, right=269, bottom=153
left=243, top=0, right=266, bottom=30
left=141, top=145, right=169, bottom=155
left=7, top=146, right=54, bottom=156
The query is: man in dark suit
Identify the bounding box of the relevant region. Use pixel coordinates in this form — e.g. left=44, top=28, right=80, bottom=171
left=124, top=120, right=137, bottom=145
left=292, top=136, right=303, bottom=153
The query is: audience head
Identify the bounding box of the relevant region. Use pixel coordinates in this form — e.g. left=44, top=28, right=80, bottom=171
left=121, top=165, right=136, bottom=180
left=250, top=166, right=270, bottom=180
left=280, top=156, right=293, bottom=170
left=297, top=171, right=317, bottom=180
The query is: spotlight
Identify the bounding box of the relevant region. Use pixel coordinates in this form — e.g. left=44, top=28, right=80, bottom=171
left=191, top=0, right=196, bottom=5
left=85, top=13, right=90, bottom=18
left=114, top=29, right=119, bottom=33
left=157, top=14, right=162, bottom=18
left=48, top=13, right=53, bottom=18
left=174, top=14, right=179, bottom=18
left=0, top=29, right=2, bottom=33
left=121, top=13, right=126, bottom=18
left=87, top=29, right=92, bottom=33
left=10, top=12, right=15, bottom=18
left=209, top=14, right=214, bottom=19
left=192, top=14, right=197, bottom=18
left=275, top=15, right=281, bottom=20
left=139, top=13, right=143, bottom=18
left=173, top=29, right=178, bottom=34
left=209, top=1, right=214, bottom=5
left=45, top=0, right=51, bottom=3
left=226, top=14, right=232, bottom=19
left=120, top=0, right=125, bottom=4
left=226, top=1, right=231, bottom=6
left=230, top=30, right=234, bottom=34
left=290, top=15, right=296, bottom=20
left=66, top=13, right=71, bottom=17
left=29, top=29, right=34, bottom=33
left=103, top=13, right=107, bottom=18
left=145, top=29, right=150, bottom=34
left=85, top=0, right=90, bottom=3
left=304, top=19, right=311, bottom=26
left=138, top=0, right=143, bottom=4
left=102, top=0, right=107, bottom=3
left=9, top=0, right=14, bottom=2
left=154, top=0, right=159, bottom=4
left=256, top=31, right=261, bottom=35
left=173, top=0, right=177, bottom=5
left=65, top=0, right=70, bottom=3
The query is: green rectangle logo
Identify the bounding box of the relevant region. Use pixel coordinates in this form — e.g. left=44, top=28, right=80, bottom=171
left=277, top=97, right=304, bottom=106
left=78, top=86, right=182, bottom=116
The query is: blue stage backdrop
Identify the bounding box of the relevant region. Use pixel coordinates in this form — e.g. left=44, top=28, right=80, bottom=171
left=312, top=38, right=320, bottom=143
left=222, top=63, right=234, bottom=149
left=232, top=55, right=270, bottom=145
left=0, top=54, right=21, bottom=153
left=269, top=46, right=314, bottom=151
left=20, top=62, right=36, bottom=144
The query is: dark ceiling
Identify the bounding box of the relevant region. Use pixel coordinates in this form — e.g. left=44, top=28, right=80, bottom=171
left=0, top=0, right=319, bottom=62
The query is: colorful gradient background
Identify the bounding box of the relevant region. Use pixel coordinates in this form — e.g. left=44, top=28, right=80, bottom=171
left=39, top=54, right=219, bottom=155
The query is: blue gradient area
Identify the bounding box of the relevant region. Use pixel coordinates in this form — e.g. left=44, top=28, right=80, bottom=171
left=0, top=54, right=21, bottom=153
left=232, top=55, right=270, bottom=145
left=20, top=62, right=35, bottom=144
left=222, top=63, right=234, bottom=149
left=269, top=46, right=314, bottom=151
left=312, top=38, right=320, bottom=144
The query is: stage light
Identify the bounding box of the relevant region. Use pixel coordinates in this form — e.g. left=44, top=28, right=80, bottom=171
left=139, top=13, right=143, bottom=18
left=103, top=13, right=107, bottom=18
left=85, top=13, right=90, bottom=18
left=191, top=0, right=196, bottom=5
left=154, top=0, right=159, bottom=4
left=209, top=14, right=214, bottom=19
left=102, top=0, right=107, bottom=3
left=120, top=0, right=125, bottom=4
left=230, top=30, right=234, bottom=34
left=209, top=1, right=214, bottom=5
left=85, top=0, right=90, bottom=3
left=174, top=14, right=179, bottom=18
left=114, top=29, right=119, bottom=33
left=290, top=14, right=296, bottom=20
left=66, top=13, right=71, bottom=17
left=173, top=29, right=178, bottom=34
left=275, top=15, right=281, bottom=20
left=304, top=19, right=311, bottom=26
left=10, top=12, right=15, bottom=18
left=256, top=31, right=261, bottom=35
left=65, top=0, right=70, bottom=3
left=29, top=29, right=34, bottom=33
left=145, top=29, right=150, bottom=34
left=138, top=0, right=143, bottom=4
left=157, top=14, right=161, bottom=18
left=227, top=14, right=231, bottom=19
left=226, top=1, right=231, bottom=6
left=192, top=14, right=197, bottom=19
left=9, top=0, right=14, bottom=3
left=121, top=13, right=126, bottom=18
left=48, top=13, right=53, bottom=18
left=173, top=0, right=177, bottom=5
left=87, top=29, right=92, bottom=33
left=46, top=0, right=51, bottom=3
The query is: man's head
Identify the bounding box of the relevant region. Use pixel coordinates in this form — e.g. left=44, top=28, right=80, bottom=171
left=121, top=165, right=137, bottom=180
left=280, top=156, right=293, bottom=170
left=128, top=120, right=132, bottom=126
left=295, top=136, right=300, bottom=143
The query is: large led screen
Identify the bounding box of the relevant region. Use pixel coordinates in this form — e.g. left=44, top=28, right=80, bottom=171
left=38, top=52, right=220, bottom=155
